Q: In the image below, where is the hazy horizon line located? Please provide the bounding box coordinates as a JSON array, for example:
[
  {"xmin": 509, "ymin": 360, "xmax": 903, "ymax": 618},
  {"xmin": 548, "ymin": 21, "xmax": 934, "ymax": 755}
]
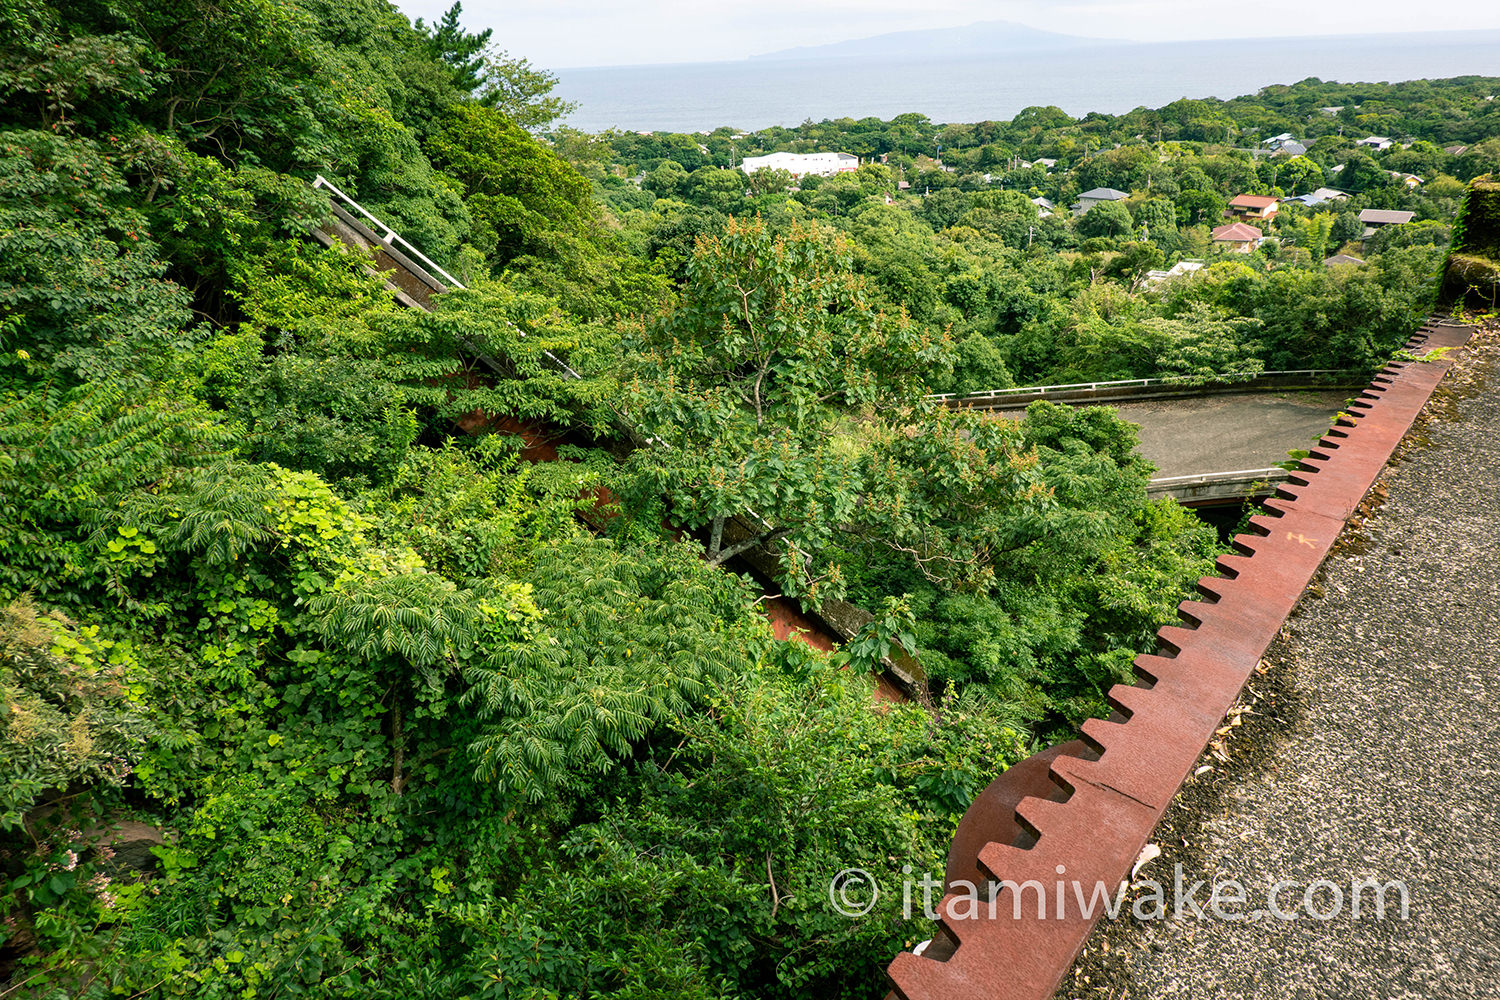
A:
[{"xmin": 550, "ymin": 25, "xmax": 1500, "ymax": 73}]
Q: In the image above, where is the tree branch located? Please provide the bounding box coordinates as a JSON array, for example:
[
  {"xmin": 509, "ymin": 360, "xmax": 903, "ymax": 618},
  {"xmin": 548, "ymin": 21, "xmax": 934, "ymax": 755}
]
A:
[
  {"xmin": 767, "ymin": 851, "xmax": 782, "ymax": 920},
  {"xmin": 709, "ymin": 514, "xmax": 725, "ymax": 560},
  {"xmin": 705, "ymin": 526, "xmax": 793, "ymax": 567}
]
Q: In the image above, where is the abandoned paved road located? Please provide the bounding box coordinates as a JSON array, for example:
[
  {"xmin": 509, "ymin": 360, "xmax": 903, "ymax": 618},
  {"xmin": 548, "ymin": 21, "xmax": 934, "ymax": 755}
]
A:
[
  {"xmin": 1118, "ymin": 390, "xmax": 1355, "ymax": 479},
  {"xmin": 993, "ymin": 390, "xmax": 1355, "ymax": 479}
]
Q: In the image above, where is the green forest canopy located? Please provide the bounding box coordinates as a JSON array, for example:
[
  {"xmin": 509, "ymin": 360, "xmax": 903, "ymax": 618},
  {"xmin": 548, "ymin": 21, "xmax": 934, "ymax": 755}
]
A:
[{"xmin": 0, "ymin": 1, "xmax": 1484, "ymax": 996}]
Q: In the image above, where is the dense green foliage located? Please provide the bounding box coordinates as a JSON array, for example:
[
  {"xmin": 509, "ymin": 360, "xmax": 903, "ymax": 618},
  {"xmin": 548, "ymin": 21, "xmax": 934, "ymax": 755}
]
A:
[
  {"xmin": 0, "ymin": 1, "xmax": 1475, "ymax": 996},
  {"xmin": 572, "ymin": 80, "xmax": 1476, "ymax": 392},
  {"xmin": 1445, "ymin": 176, "xmax": 1500, "ymax": 307}
]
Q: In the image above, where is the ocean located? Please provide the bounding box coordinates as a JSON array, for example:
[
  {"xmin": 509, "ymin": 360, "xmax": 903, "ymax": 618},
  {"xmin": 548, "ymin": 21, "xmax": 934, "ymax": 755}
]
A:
[{"xmin": 553, "ymin": 31, "xmax": 1500, "ymax": 133}]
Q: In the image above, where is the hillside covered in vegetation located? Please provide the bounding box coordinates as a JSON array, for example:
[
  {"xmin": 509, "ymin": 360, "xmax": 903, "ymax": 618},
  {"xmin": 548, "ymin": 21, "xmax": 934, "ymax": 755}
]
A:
[{"xmin": 0, "ymin": 2, "xmax": 1474, "ymax": 997}]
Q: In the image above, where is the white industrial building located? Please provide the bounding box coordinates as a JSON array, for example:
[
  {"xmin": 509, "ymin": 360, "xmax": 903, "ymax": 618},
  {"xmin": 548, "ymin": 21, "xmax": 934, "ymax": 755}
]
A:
[{"xmin": 739, "ymin": 151, "xmax": 859, "ymax": 178}]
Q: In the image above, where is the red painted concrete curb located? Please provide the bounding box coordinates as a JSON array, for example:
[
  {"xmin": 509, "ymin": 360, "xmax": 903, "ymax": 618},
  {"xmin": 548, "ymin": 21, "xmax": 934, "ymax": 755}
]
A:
[{"xmin": 887, "ymin": 319, "xmax": 1473, "ymax": 1000}]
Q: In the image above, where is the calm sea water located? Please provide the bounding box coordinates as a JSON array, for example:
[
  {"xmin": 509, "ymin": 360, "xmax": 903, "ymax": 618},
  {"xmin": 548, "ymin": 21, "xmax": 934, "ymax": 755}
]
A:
[{"xmin": 554, "ymin": 32, "xmax": 1500, "ymax": 133}]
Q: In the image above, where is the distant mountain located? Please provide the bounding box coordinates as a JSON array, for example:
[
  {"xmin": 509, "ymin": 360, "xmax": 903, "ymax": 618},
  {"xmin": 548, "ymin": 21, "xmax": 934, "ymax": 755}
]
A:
[{"xmin": 749, "ymin": 20, "xmax": 1128, "ymax": 62}]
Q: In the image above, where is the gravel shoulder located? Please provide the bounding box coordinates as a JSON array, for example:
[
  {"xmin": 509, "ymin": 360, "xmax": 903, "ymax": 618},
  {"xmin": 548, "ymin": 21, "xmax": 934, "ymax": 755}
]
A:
[{"xmin": 1062, "ymin": 322, "xmax": 1500, "ymax": 1000}]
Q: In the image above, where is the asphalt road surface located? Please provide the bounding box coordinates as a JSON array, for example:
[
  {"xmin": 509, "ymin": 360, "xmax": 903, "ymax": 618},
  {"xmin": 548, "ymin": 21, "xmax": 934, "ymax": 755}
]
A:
[{"xmin": 1117, "ymin": 390, "xmax": 1356, "ymax": 480}]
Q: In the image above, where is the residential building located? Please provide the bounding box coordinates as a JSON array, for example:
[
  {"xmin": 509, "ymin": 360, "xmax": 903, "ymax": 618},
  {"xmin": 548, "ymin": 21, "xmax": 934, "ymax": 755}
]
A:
[
  {"xmin": 1288, "ymin": 187, "xmax": 1351, "ymax": 207},
  {"xmin": 1225, "ymin": 194, "xmax": 1279, "ymax": 223},
  {"xmin": 1073, "ymin": 186, "xmax": 1129, "ymax": 215},
  {"xmin": 1266, "ymin": 133, "xmax": 1310, "ymax": 156},
  {"xmin": 1324, "ymin": 254, "xmax": 1366, "ymax": 267},
  {"xmin": 1209, "ymin": 222, "xmax": 1263, "ymax": 253},
  {"xmin": 1031, "ymin": 196, "xmax": 1056, "ymax": 217},
  {"xmin": 1356, "ymin": 136, "xmax": 1394, "ymax": 150},
  {"xmin": 1358, "ymin": 208, "xmax": 1416, "ymax": 239},
  {"xmin": 738, "ymin": 151, "xmax": 858, "ymax": 179},
  {"xmin": 1141, "ymin": 260, "xmax": 1205, "ymax": 288}
]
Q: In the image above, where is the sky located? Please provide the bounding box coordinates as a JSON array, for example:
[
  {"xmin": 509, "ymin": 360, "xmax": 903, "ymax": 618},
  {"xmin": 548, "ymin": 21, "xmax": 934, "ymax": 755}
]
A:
[{"xmin": 393, "ymin": 0, "xmax": 1500, "ymax": 69}]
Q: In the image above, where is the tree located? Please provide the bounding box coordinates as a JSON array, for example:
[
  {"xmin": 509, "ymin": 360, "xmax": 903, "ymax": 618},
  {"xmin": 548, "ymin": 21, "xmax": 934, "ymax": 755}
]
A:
[
  {"xmin": 944, "ymin": 333, "xmax": 1015, "ymax": 395},
  {"xmin": 1291, "ymin": 212, "xmax": 1335, "ymax": 263},
  {"xmin": 1275, "ymin": 155, "xmax": 1326, "ymax": 195},
  {"xmin": 746, "ymin": 166, "xmax": 794, "ymax": 197},
  {"xmin": 423, "ymin": 102, "xmax": 664, "ymax": 316},
  {"xmin": 1455, "ymin": 139, "xmax": 1500, "ymax": 181},
  {"xmin": 476, "ymin": 49, "xmax": 578, "ymax": 132},
  {"xmin": 0, "ymin": 598, "xmax": 156, "ymax": 830},
  {"xmin": 619, "ymin": 217, "xmax": 948, "ymax": 598},
  {"xmin": 0, "ymin": 131, "xmax": 191, "ymax": 382},
  {"xmin": 1075, "ymin": 198, "xmax": 1132, "ymax": 239},
  {"xmin": 1338, "ymin": 151, "xmax": 1394, "ymax": 193},
  {"xmin": 415, "ymin": 2, "xmax": 492, "ymax": 95},
  {"xmin": 1174, "ymin": 188, "xmax": 1227, "ymax": 227},
  {"xmin": 1133, "ymin": 198, "xmax": 1181, "ymax": 253},
  {"xmin": 1330, "ymin": 209, "xmax": 1364, "ymax": 245},
  {"xmin": 1074, "ymin": 146, "xmax": 1153, "ymax": 195},
  {"xmin": 917, "ymin": 188, "xmax": 973, "ymax": 230},
  {"xmin": 643, "ymin": 159, "xmax": 690, "ymax": 200},
  {"xmin": 1147, "ymin": 303, "xmax": 1265, "ymax": 378},
  {"xmin": 1383, "ymin": 140, "xmax": 1446, "ymax": 179},
  {"xmin": 1366, "ymin": 218, "xmax": 1450, "ymax": 255},
  {"xmin": 802, "ymin": 172, "xmax": 868, "ymax": 217},
  {"xmin": 685, "ymin": 166, "xmax": 745, "ymax": 212},
  {"xmin": 1103, "ymin": 241, "xmax": 1166, "ymax": 291}
]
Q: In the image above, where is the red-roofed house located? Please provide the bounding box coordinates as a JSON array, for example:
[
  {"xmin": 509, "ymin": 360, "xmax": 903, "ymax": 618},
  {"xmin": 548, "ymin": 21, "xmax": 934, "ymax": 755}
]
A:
[
  {"xmin": 1225, "ymin": 194, "xmax": 1279, "ymax": 223},
  {"xmin": 1210, "ymin": 222, "xmax": 1263, "ymax": 253}
]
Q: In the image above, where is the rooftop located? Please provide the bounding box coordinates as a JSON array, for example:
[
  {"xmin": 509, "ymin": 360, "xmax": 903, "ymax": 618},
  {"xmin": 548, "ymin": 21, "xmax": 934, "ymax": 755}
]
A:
[
  {"xmin": 1358, "ymin": 209, "xmax": 1416, "ymax": 225},
  {"xmin": 1210, "ymin": 222, "xmax": 1264, "ymax": 242}
]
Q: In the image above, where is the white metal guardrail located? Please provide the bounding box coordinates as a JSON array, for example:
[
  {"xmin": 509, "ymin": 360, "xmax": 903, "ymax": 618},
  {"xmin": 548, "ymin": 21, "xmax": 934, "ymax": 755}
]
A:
[
  {"xmin": 1148, "ymin": 467, "xmax": 1288, "ymax": 487},
  {"xmin": 312, "ymin": 174, "xmax": 466, "ymax": 290},
  {"xmin": 929, "ymin": 370, "xmax": 1360, "ymax": 404},
  {"xmin": 311, "ymin": 175, "xmax": 585, "ymax": 382}
]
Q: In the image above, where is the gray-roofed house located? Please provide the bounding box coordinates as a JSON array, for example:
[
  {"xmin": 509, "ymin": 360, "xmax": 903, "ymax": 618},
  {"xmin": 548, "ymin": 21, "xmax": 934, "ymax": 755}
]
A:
[
  {"xmin": 1358, "ymin": 209, "xmax": 1415, "ymax": 225},
  {"xmin": 1358, "ymin": 208, "xmax": 1416, "ymax": 239},
  {"xmin": 1325, "ymin": 254, "xmax": 1366, "ymax": 267},
  {"xmin": 1073, "ymin": 187, "xmax": 1128, "ymax": 215},
  {"xmin": 1273, "ymin": 141, "xmax": 1308, "ymax": 157}
]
